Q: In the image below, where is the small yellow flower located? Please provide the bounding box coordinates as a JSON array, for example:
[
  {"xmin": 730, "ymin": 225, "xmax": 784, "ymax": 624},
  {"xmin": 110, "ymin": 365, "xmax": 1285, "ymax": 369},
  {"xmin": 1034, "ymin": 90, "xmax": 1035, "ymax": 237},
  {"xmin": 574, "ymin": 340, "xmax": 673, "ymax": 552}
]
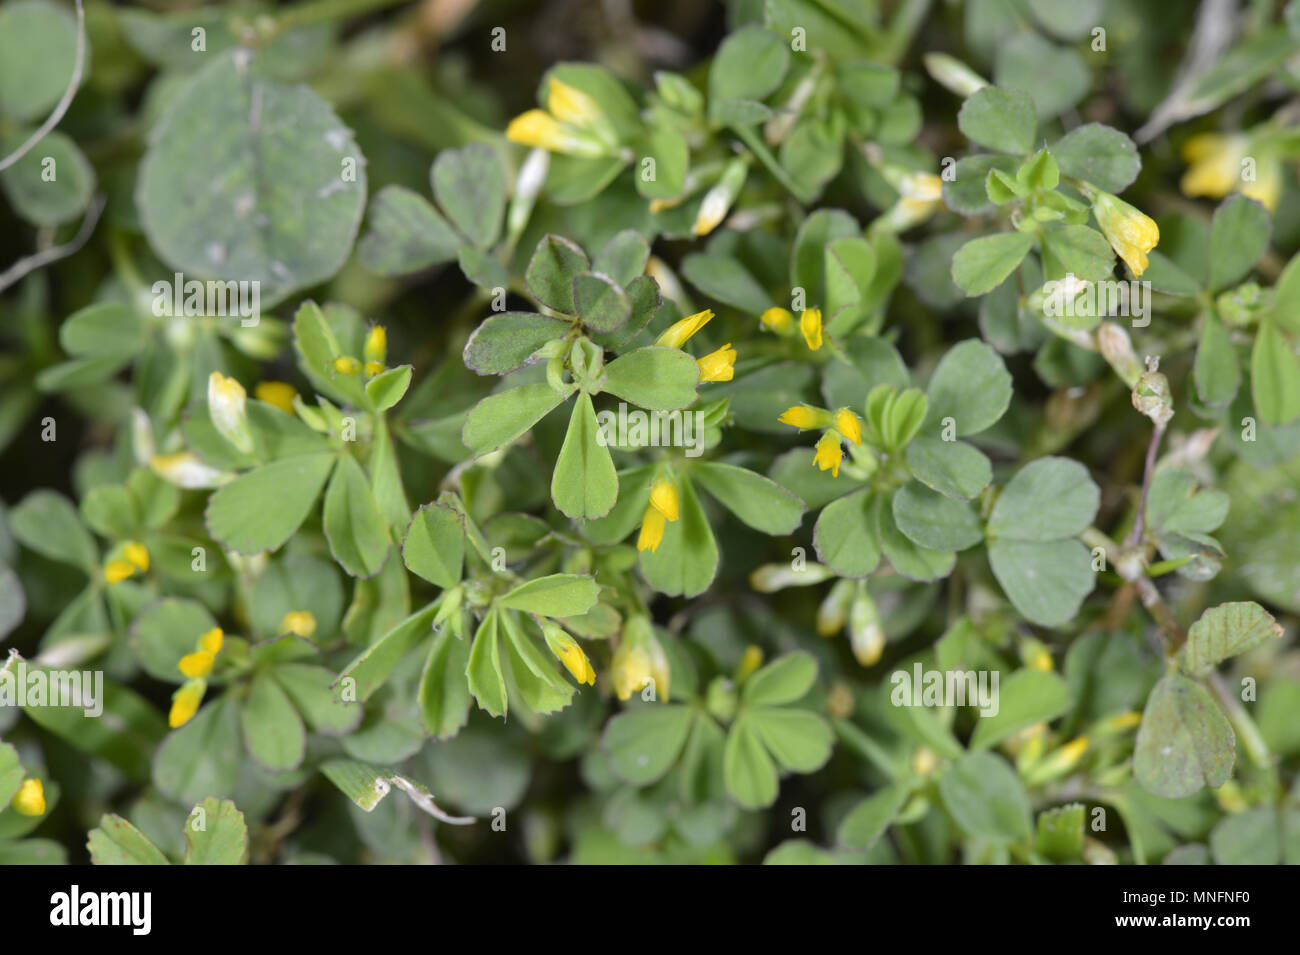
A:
[
  {"xmin": 611, "ymin": 642, "xmax": 653, "ymax": 701},
  {"xmin": 648, "ymin": 476, "xmax": 680, "ymax": 521},
  {"xmin": 279, "ymin": 611, "xmax": 317, "ymax": 638},
  {"xmin": 1180, "ymin": 133, "xmax": 1252, "ymax": 201},
  {"xmin": 692, "ymin": 186, "xmax": 731, "ymax": 236},
  {"xmin": 178, "ymin": 650, "xmax": 214, "ymax": 679},
  {"xmin": 123, "ymin": 541, "xmax": 149, "ymax": 573},
  {"xmin": 1027, "ymin": 648, "xmax": 1053, "ymax": 672},
  {"xmin": 198, "ymin": 627, "xmax": 224, "ymax": 655},
  {"xmin": 636, "ymin": 507, "xmax": 666, "ymax": 553},
  {"xmin": 899, "ymin": 172, "xmax": 944, "ymax": 202},
  {"xmin": 364, "ymin": 324, "xmax": 387, "ymax": 365},
  {"xmin": 911, "ymin": 746, "xmax": 938, "ymax": 776},
  {"xmin": 544, "ymin": 626, "xmax": 596, "ymax": 686},
  {"xmin": 1106, "ymin": 710, "xmax": 1142, "ymax": 731},
  {"xmin": 12, "ymin": 778, "xmax": 45, "ymax": 816},
  {"xmin": 1043, "ymin": 736, "xmax": 1089, "ymax": 774},
  {"xmin": 254, "ymin": 381, "xmax": 297, "ymax": 414},
  {"xmin": 800, "ymin": 308, "xmax": 823, "ymax": 350},
  {"xmin": 333, "ymin": 356, "xmax": 361, "ymax": 375},
  {"xmin": 547, "ymin": 78, "xmax": 604, "ymax": 128},
  {"xmin": 736, "ymin": 645, "xmax": 764, "ymax": 681},
  {"xmin": 813, "ymin": 430, "xmax": 843, "ymax": 477},
  {"xmin": 760, "ymin": 307, "xmax": 794, "ymax": 334},
  {"xmin": 696, "ymin": 344, "xmax": 737, "ymax": 383},
  {"xmin": 505, "ymin": 110, "xmax": 606, "ymax": 158},
  {"xmin": 655, "ymin": 309, "xmax": 714, "ymax": 348},
  {"xmin": 150, "ymin": 451, "xmax": 228, "ymax": 489},
  {"xmin": 364, "ymin": 361, "xmax": 384, "ymax": 377},
  {"xmin": 169, "ymin": 681, "xmax": 205, "ymax": 729},
  {"xmin": 777, "ymin": 404, "xmax": 830, "ymax": 431},
  {"xmin": 208, "ymin": 371, "xmax": 253, "ymax": 455},
  {"xmin": 104, "ymin": 560, "xmax": 137, "ymax": 585},
  {"xmin": 833, "ymin": 408, "xmax": 862, "ymax": 445},
  {"xmin": 1092, "ymin": 191, "xmax": 1159, "ymax": 277}
]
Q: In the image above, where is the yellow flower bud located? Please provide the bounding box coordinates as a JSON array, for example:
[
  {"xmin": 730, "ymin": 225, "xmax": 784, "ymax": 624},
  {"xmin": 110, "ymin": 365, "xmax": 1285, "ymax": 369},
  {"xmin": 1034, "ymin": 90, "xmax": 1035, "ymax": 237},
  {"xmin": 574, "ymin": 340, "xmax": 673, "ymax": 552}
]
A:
[
  {"xmin": 777, "ymin": 404, "xmax": 830, "ymax": 431},
  {"xmin": 169, "ymin": 681, "xmax": 205, "ymax": 729},
  {"xmin": 696, "ymin": 343, "xmax": 737, "ymax": 383},
  {"xmin": 207, "ymin": 371, "xmax": 253, "ymax": 455},
  {"xmin": 505, "ymin": 109, "xmax": 606, "ymax": 158},
  {"xmin": 364, "ymin": 361, "xmax": 384, "ymax": 377},
  {"xmin": 150, "ymin": 451, "xmax": 229, "ymax": 489},
  {"xmin": 611, "ymin": 642, "xmax": 653, "ymax": 700},
  {"xmin": 13, "ymin": 778, "xmax": 45, "ymax": 816},
  {"xmin": 911, "ymin": 746, "xmax": 938, "ymax": 776},
  {"xmin": 104, "ymin": 560, "xmax": 137, "ymax": 585},
  {"xmin": 813, "ymin": 430, "xmax": 844, "ymax": 477},
  {"xmin": 648, "ymin": 476, "xmax": 680, "ymax": 522},
  {"xmin": 544, "ymin": 625, "xmax": 596, "ymax": 686},
  {"xmin": 254, "ymin": 381, "xmax": 297, "ymax": 414},
  {"xmin": 546, "ymin": 78, "xmax": 604, "ymax": 128},
  {"xmin": 899, "ymin": 172, "xmax": 944, "ymax": 202},
  {"xmin": 198, "ymin": 627, "xmax": 224, "ymax": 655},
  {"xmin": 736, "ymin": 645, "xmax": 764, "ymax": 681},
  {"xmin": 800, "ymin": 308, "xmax": 823, "ymax": 350},
  {"xmin": 178, "ymin": 650, "xmax": 214, "ymax": 679},
  {"xmin": 760, "ymin": 307, "xmax": 794, "ymax": 334},
  {"xmin": 364, "ymin": 324, "xmax": 387, "ymax": 365},
  {"xmin": 636, "ymin": 506, "xmax": 666, "ymax": 553},
  {"xmin": 655, "ymin": 309, "xmax": 714, "ymax": 348},
  {"xmin": 124, "ymin": 541, "xmax": 149, "ymax": 573},
  {"xmin": 1180, "ymin": 133, "xmax": 1247, "ymax": 201},
  {"xmin": 333, "ymin": 356, "xmax": 361, "ymax": 375},
  {"xmin": 833, "ymin": 408, "xmax": 862, "ymax": 445},
  {"xmin": 279, "ymin": 611, "xmax": 317, "ymax": 638},
  {"xmin": 1091, "ymin": 191, "xmax": 1159, "ymax": 277}
]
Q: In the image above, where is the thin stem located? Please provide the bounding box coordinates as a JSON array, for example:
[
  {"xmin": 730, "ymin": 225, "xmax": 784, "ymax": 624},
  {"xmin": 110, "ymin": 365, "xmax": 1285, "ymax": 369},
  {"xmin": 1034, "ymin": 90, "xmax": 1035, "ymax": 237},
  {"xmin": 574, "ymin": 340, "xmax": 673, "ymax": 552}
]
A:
[
  {"xmin": 1208, "ymin": 671, "xmax": 1272, "ymax": 770},
  {"xmin": 0, "ymin": 0, "xmax": 86, "ymax": 174},
  {"xmin": 1127, "ymin": 421, "xmax": 1165, "ymax": 549}
]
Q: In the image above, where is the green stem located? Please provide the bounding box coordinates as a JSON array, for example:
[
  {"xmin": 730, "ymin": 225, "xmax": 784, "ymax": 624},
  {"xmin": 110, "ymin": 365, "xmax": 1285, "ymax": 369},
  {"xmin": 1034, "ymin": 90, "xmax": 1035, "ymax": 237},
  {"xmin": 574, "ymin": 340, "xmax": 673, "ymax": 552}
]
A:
[{"xmin": 1209, "ymin": 671, "xmax": 1272, "ymax": 771}]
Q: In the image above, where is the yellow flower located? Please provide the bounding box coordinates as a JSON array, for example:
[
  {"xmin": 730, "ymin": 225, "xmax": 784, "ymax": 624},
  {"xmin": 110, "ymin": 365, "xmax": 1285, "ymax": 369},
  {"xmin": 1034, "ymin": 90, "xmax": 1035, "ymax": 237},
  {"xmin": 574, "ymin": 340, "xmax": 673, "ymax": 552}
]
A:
[
  {"xmin": 736, "ymin": 645, "xmax": 764, "ymax": 681},
  {"xmin": 543, "ymin": 625, "xmax": 596, "ymax": 686},
  {"xmin": 692, "ymin": 185, "xmax": 731, "ymax": 236},
  {"xmin": 899, "ymin": 172, "xmax": 944, "ymax": 202},
  {"xmin": 1180, "ymin": 133, "xmax": 1248, "ymax": 200},
  {"xmin": 547, "ymin": 78, "xmax": 604, "ymax": 128},
  {"xmin": 208, "ymin": 371, "xmax": 253, "ymax": 455},
  {"xmin": 254, "ymin": 381, "xmax": 297, "ymax": 414},
  {"xmin": 655, "ymin": 308, "xmax": 714, "ymax": 348},
  {"xmin": 178, "ymin": 650, "xmax": 214, "ymax": 679},
  {"xmin": 364, "ymin": 324, "xmax": 387, "ymax": 365},
  {"xmin": 760, "ymin": 307, "xmax": 794, "ymax": 334},
  {"xmin": 813, "ymin": 430, "xmax": 843, "ymax": 477},
  {"xmin": 1091, "ymin": 191, "xmax": 1159, "ymax": 277},
  {"xmin": 198, "ymin": 627, "xmax": 224, "ymax": 655},
  {"xmin": 333, "ymin": 356, "xmax": 361, "ymax": 375},
  {"xmin": 505, "ymin": 110, "xmax": 607, "ymax": 158},
  {"xmin": 911, "ymin": 746, "xmax": 938, "ymax": 776},
  {"xmin": 169, "ymin": 681, "xmax": 205, "ymax": 729},
  {"xmin": 800, "ymin": 308, "xmax": 823, "ymax": 350},
  {"xmin": 648, "ymin": 476, "xmax": 680, "ymax": 521},
  {"xmin": 104, "ymin": 559, "xmax": 137, "ymax": 585},
  {"xmin": 12, "ymin": 778, "xmax": 45, "ymax": 816},
  {"xmin": 697, "ymin": 344, "xmax": 736, "ymax": 382},
  {"xmin": 1243, "ymin": 159, "xmax": 1283, "ymax": 212},
  {"xmin": 1044, "ymin": 736, "xmax": 1090, "ymax": 773},
  {"xmin": 833, "ymin": 408, "xmax": 862, "ymax": 445},
  {"xmin": 636, "ymin": 507, "xmax": 666, "ymax": 553},
  {"xmin": 365, "ymin": 361, "xmax": 384, "ymax": 377},
  {"xmin": 150, "ymin": 451, "xmax": 228, "ymax": 489},
  {"xmin": 611, "ymin": 642, "xmax": 653, "ymax": 700},
  {"xmin": 279, "ymin": 611, "xmax": 317, "ymax": 638},
  {"xmin": 777, "ymin": 404, "xmax": 829, "ymax": 431},
  {"xmin": 124, "ymin": 541, "xmax": 149, "ymax": 573},
  {"xmin": 1102, "ymin": 710, "xmax": 1142, "ymax": 732}
]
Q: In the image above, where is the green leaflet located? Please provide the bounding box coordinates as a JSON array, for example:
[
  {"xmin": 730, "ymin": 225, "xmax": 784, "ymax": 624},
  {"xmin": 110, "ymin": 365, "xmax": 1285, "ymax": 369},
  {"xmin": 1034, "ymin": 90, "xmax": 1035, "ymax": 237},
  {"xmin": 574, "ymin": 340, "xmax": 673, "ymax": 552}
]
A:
[{"xmin": 551, "ymin": 392, "xmax": 619, "ymax": 520}]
